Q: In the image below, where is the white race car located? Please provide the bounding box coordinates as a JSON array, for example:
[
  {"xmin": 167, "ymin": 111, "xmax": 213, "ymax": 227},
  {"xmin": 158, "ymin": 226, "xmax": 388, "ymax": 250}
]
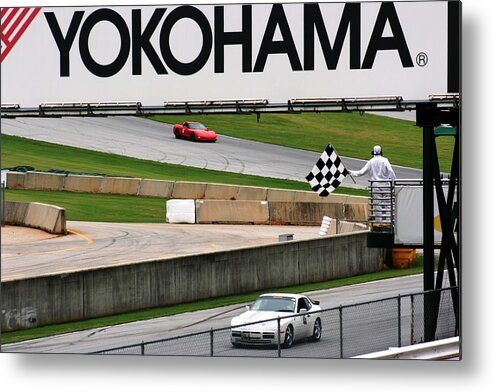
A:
[{"xmin": 230, "ymin": 293, "xmax": 322, "ymax": 348}]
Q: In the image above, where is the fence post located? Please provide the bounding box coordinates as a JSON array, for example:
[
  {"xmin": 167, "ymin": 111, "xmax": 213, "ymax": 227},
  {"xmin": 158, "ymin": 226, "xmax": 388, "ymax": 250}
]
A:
[
  {"xmin": 1, "ymin": 182, "xmax": 5, "ymax": 227},
  {"xmin": 141, "ymin": 341, "xmax": 145, "ymax": 356},
  {"xmin": 210, "ymin": 328, "xmax": 214, "ymax": 357},
  {"xmin": 277, "ymin": 317, "xmax": 281, "ymax": 358},
  {"xmin": 397, "ymin": 295, "xmax": 402, "ymax": 347},
  {"xmin": 410, "ymin": 294, "xmax": 415, "ymax": 345},
  {"xmin": 339, "ymin": 305, "xmax": 343, "ymax": 359}
]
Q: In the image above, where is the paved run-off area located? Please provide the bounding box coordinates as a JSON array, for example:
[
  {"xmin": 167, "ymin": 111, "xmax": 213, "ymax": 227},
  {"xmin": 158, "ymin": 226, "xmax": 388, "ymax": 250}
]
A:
[{"xmin": 1, "ymin": 222, "xmax": 322, "ymax": 281}]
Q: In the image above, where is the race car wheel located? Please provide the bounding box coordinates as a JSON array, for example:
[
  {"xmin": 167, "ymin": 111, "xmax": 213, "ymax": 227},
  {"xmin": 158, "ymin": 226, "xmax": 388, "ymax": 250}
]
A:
[
  {"xmin": 283, "ymin": 325, "xmax": 294, "ymax": 348},
  {"xmin": 174, "ymin": 130, "xmax": 180, "ymax": 139},
  {"xmin": 312, "ymin": 318, "xmax": 322, "ymax": 342},
  {"xmin": 191, "ymin": 133, "xmax": 196, "ymax": 141}
]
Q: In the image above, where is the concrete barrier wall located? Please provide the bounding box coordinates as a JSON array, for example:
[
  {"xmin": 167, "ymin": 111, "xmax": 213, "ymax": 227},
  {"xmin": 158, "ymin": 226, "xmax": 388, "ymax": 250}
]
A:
[
  {"xmin": 339, "ymin": 222, "xmax": 367, "ymax": 234},
  {"xmin": 4, "ymin": 201, "xmax": 30, "ymax": 224},
  {"xmin": 64, "ymin": 175, "xmax": 103, "ymax": 193},
  {"xmin": 204, "ymin": 183, "xmax": 238, "ymax": 200},
  {"xmin": 172, "ymin": 181, "xmax": 207, "ymax": 199},
  {"xmin": 1, "ymin": 232, "xmax": 384, "ymax": 331},
  {"xmin": 268, "ymin": 201, "xmax": 344, "ymax": 225},
  {"xmin": 281, "ymin": 202, "xmax": 366, "ymax": 224},
  {"xmin": 344, "ymin": 203, "xmax": 369, "ymax": 221},
  {"xmin": 24, "ymin": 172, "xmax": 66, "ymax": 191},
  {"xmin": 5, "ymin": 201, "xmax": 66, "ymax": 234},
  {"xmin": 6, "ymin": 172, "xmax": 368, "ymax": 205},
  {"xmin": 236, "ymin": 185, "xmax": 268, "ymax": 201},
  {"xmin": 100, "ymin": 177, "xmax": 141, "ymax": 195},
  {"xmin": 194, "ymin": 200, "xmax": 367, "ymax": 225},
  {"xmin": 5, "ymin": 172, "xmax": 368, "ymax": 225},
  {"xmin": 5, "ymin": 172, "xmax": 26, "ymax": 189},
  {"xmin": 138, "ymin": 179, "xmax": 174, "ymax": 198},
  {"xmin": 196, "ymin": 200, "xmax": 269, "ymax": 224}
]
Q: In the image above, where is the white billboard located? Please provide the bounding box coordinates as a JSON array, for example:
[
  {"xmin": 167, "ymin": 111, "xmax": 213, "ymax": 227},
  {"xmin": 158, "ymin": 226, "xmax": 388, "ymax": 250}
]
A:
[
  {"xmin": 1, "ymin": 1, "xmax": 456, "ymax": 106},
  {"xmin": 394, "ymin": 185, "xmax": 457, "ymax": 246}
]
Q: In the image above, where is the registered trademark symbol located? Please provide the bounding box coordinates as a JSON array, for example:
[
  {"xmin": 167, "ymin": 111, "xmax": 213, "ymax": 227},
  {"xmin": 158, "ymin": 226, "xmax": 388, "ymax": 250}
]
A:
[{"xmin": 416, "ymin": 52, "xmax": 428, "ymax": 67}]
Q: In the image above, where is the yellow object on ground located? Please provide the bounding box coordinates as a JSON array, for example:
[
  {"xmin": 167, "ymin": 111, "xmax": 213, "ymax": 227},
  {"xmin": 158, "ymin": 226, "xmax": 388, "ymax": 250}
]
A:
[{"xmin": 392, "ymin": 248, "xmax": 416, "ymax": 269}]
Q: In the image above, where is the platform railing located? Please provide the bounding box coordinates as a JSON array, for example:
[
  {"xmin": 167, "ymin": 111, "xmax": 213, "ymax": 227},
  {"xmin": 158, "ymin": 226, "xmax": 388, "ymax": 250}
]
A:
[{"xmin": 368, "ymin": 180, "xmax": 395, "ymax": 232}]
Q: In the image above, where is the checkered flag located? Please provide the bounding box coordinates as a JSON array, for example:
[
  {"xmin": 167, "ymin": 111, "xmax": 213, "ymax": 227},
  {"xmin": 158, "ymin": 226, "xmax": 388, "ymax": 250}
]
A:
[{"xmin": 306, "ymin": 144, "xmax": 349, "ymax": 197}]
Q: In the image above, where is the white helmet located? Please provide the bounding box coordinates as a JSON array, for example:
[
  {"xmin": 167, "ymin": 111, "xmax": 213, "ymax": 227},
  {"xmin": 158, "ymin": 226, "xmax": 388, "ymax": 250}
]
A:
[{"xmin": 372, "ymin": 145, "xmax": 382, "ymax": 156}]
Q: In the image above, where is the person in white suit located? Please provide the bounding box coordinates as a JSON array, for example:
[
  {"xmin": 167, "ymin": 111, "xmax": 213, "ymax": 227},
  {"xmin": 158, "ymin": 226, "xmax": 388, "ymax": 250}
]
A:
[
  {"xmin": 350, "ymin": 145, "xmax": 396, "ymax": 222},
  {"xmin": 350, "ymin": 145, "xmax": 396, "ymax": 182}
]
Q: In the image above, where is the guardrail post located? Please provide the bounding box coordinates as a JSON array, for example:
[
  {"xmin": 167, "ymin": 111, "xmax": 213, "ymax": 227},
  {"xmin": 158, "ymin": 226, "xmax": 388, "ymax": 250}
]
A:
[
  {"xmin": 398, "ymin": 295, "xmax": 402, "ymax": 347},
  {"xmin": 339, "ymin": 305, "xmax": 343, "ymax": 359},
  {"xmin": 210, "ymin": 328, "xmax": 214, "ymax": 357},
  {"xmin": 141, "ymin": 341, "xmax": 145, "ymax": 356},
  {"xmin": 277, "ymin": 317, "xmax": 281, "ymax": 358}
]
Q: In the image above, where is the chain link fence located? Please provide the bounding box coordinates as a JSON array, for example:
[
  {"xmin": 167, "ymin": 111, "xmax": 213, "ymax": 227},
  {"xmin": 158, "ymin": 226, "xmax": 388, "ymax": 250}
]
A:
[{"xmin": 92, "ymin": 287, "xmax": 459, "ymax": 358}]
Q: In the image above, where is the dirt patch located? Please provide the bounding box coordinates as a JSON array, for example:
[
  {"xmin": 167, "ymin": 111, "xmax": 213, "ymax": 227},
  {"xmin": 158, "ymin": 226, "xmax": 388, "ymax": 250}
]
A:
[{"xmin": 1, "ymin": 225, "xmax": 58, "ymax": 245}]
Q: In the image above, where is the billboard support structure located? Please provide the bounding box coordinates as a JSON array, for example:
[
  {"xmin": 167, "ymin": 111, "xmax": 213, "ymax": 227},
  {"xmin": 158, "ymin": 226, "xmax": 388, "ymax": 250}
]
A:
[{"xmin": 416, "ymin": 103, "xmax": 460, "ymax": 342}]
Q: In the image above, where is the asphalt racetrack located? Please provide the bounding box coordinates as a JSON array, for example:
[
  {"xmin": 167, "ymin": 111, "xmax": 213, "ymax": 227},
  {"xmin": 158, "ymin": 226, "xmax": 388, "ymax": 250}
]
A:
[
  {"xmin": 1, "ymin": 116, "xmax": 422, "ymax": 189},
  {"xmin": 3, "ymin": 273, "xmax": 449, "ymax": 356}
]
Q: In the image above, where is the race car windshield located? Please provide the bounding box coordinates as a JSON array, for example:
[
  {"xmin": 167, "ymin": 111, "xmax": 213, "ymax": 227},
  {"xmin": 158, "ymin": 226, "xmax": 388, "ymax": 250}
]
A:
[
  {"xmin": 250, "ymin": 297, "xmax": 296, "ymax": 312},
  {"xmin": 188, "ymin": 123, "xmax": 206, "ymax": 129}
]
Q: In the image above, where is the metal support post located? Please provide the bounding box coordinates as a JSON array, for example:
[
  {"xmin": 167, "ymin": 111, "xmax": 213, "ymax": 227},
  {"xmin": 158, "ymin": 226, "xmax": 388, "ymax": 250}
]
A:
[
  {"xmin": 397, "ymin": 295, "xmax": 402, "ymax": 347},
  {"xmin": 210, "ymin": 328, "xmax": 214, "ymax": 357},
  {"xmin": 423, "ymin": 122, "xmax": 437, "ymax": 342},
  {"xmin": 417, "ymin": 103, "xmax": 440, "ymax": 342},
  {"xmin": 277, "ymin": 317, "xmax": 281, "ymax": 358},
  {"xmin": 410, "ymin": 294, "xmax": 415, "ymax": 345},
  {"xmin": 339, "ymin": 305, "xmax": 343, "ymax": 359}
]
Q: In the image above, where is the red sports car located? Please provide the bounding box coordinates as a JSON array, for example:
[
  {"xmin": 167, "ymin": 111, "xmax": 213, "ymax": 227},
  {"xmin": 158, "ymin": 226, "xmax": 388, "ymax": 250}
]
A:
[{"xmin": 172, "ymin": 121, "xmax": 217, "ymax": 142}]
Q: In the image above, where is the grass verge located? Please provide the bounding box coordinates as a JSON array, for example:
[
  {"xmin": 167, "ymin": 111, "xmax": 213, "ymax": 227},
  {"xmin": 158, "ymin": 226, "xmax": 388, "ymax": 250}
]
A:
[
  {"xmin": 2, "ymin": 134, "xmax": 367, "ymax": 199},
  {"xmin": 1, "ymin": 257, "xmax": 425, "ymax": 345},
  {"xmin": 5, "ymin": 189, "xmax": 169, "ymax": 223}
]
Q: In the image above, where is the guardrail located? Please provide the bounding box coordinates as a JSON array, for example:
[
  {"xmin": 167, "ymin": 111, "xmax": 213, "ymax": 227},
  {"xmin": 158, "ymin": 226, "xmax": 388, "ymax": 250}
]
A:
[
  {"xmin": 352, "ymin": 336, "xmax": 460, "ymax": 360},
  {"xmin": 91, "ymin": 286, "xmax": 459, "ymax": 359},
  {"xmin": 1, "ymin": 95, "xmax": 460, "ymax": 118}
]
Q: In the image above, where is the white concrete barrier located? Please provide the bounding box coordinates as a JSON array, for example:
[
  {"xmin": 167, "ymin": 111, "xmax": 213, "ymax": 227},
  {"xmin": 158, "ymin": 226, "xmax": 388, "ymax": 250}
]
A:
[
  {"xmin": 1, "ymin": 170, "xmax": 8, "ymax": 186},
  {"xmin": 166, "ymin": 199, "xmax": 195, "ymax": 223}
]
